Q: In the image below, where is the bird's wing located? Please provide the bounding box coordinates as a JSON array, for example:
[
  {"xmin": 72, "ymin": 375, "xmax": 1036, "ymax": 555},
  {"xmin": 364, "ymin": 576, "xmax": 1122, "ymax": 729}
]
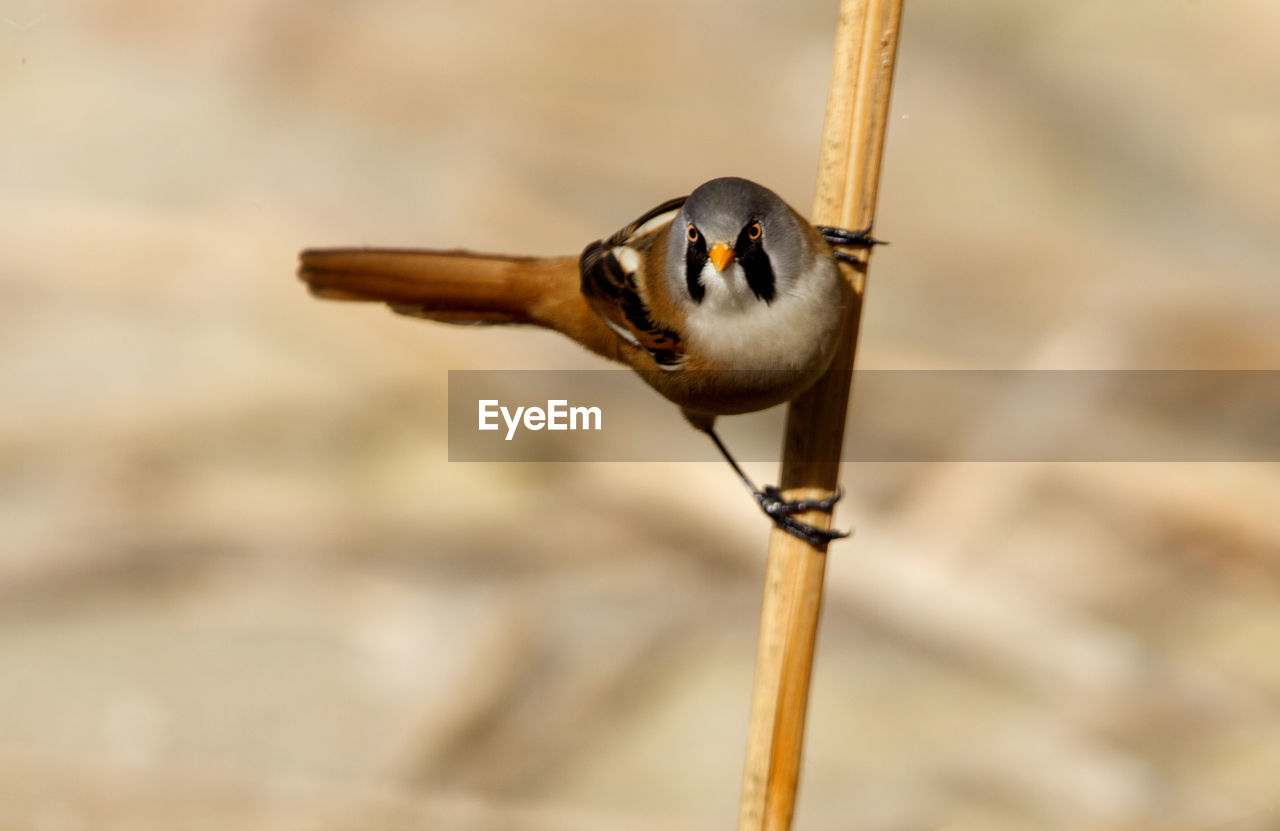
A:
[{"xmin": 580, "ymin": 196, "xmax": 687, "ymax": 371}]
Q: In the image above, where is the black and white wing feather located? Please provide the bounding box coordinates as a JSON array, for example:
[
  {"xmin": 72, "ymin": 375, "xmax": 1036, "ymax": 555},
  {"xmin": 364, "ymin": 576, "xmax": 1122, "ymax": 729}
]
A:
[{"xmin": 580, "ymin": 196, "xmax": 687, "ymax": 371}]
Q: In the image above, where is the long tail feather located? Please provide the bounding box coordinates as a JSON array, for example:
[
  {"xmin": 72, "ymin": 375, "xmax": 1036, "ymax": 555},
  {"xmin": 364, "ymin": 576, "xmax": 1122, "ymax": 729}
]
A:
[
  {"xmin": 299, "ymin": 248, "xmax": 557, "ymax": 324},
  {"xmin": 297, "ymin": 247, "xmax": 622, "ymax": 360}
]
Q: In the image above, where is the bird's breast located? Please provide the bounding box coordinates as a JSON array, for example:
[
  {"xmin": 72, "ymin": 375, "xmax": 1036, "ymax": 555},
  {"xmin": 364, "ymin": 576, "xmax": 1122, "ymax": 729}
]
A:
[
  {"xmin": 681, "ymin": 259, "xmax": 844, "ymax": 375},
  {"xmin": 639, "ymin": 258, "xmax": 846, "ymax": 416}
]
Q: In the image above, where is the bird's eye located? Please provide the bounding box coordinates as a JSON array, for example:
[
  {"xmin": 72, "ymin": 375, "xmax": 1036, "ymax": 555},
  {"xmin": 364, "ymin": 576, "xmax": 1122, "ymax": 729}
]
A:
[
  {"xmin": 687, "ymin": 224, "xmax": 699, "ymax": 243},
  {"xmin": 747, "ymin": 221, "xmax": 763, "ymax": 241}
]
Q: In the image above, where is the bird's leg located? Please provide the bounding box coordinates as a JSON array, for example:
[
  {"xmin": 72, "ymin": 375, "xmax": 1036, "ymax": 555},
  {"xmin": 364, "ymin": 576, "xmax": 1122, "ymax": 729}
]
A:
[{"xmin": 702, "ymin": 427, "xmax": 849, "ymax": 548}]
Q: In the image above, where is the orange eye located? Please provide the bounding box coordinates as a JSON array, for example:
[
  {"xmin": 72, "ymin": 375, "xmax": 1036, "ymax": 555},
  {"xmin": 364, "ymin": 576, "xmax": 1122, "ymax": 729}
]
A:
[
  {"xmin": 687, "ymin": 224, "xmax": 699, "ymax": 243},
  {"xmin": 747, "ymin": 221, "xmax": 762, "ymax": 240}
]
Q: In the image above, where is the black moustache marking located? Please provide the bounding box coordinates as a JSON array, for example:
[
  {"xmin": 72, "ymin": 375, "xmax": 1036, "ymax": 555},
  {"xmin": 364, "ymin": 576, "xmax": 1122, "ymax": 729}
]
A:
[
  {"xmin": 735, "ymin": 221, "xmax": 775, "ymax": 303},
  {"xmin": 685, "ymin": 229, "xmax": 707, "ymax": 303}
]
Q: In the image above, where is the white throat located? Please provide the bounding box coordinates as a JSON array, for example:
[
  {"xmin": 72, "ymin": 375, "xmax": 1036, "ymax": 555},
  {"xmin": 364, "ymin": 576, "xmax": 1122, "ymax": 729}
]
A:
[
  {"xmin": 698, "ymin": 261, "xmax": 761, "ymax": 312},
  {"xmin": 682, "ymin": 257, "xmax": 842, "ymax": 371}
]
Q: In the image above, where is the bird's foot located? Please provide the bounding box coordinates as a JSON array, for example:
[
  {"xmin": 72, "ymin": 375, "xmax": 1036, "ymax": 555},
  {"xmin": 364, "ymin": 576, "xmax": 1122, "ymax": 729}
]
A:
[
  {"xmin": 817, "ymin": 224, "xmax": 886, "ymax": 248},
  {"xmin": 755, "ymin": 486, "xmax": 850, "ymax": 548},
  {"xmin": 818, "ymin": 225, "xmax": 887, "ymax": 267}
]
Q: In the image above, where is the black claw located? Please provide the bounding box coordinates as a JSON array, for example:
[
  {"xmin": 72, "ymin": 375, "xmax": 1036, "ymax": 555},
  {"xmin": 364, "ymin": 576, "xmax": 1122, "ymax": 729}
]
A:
[
  {"xmin": 755, "ymin": 486, "xmax": 849, "ymax": 547},
  {"xmin": 759, "ymin": 485, "xmax": 844, "ymax": 515},
  {"xmin": 817, "ymin": 224, "xmax": 887, "ymax": 249},
  {"xmin": 778, "ymin": 514, "xmax": 851, "ymax": 548}
]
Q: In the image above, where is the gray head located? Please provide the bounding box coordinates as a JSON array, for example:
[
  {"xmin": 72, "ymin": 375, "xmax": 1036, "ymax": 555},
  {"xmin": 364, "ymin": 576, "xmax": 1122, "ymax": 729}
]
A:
[{"xmin": 664, "ymin": 177, "xmax": 810, "ymax": 310}]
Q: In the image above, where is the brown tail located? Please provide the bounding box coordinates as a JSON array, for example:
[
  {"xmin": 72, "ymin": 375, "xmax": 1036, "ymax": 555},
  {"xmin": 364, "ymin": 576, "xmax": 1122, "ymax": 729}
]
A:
[{"xmin": 298, "ymin": 247, "xmax": 622, "ymax": 360}]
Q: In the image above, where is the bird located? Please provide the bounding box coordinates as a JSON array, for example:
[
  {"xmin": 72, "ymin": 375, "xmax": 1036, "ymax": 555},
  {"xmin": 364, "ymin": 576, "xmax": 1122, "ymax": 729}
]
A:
[{"xmin": 298, "ymin": 177, "xmax": 879, "ymax": 546}]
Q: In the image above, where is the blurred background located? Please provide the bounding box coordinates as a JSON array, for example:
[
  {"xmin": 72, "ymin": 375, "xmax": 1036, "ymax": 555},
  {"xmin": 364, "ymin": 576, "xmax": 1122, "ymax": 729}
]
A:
[{"xmin": 3, "ymin": 1, "xmax": 1279, "ymax": 829}]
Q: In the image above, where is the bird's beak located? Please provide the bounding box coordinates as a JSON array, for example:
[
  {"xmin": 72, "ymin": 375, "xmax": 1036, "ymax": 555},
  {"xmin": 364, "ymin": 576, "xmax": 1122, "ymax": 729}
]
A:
[{"xmin": 708, "ymin": 243, "xmax": 735, "ymax": 273}]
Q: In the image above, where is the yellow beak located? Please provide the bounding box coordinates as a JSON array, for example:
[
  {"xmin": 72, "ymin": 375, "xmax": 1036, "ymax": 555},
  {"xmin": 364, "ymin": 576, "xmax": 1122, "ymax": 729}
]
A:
[{"xmin": 708, "ymin": 243, "xmax": 735, "ymax": 273}]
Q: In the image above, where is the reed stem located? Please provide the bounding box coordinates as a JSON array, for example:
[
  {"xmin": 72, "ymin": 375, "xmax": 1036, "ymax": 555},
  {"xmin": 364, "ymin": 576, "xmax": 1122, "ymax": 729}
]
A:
[{"xmin": 737, "ymin": 2, "xmax": 905, "ymax": 828}]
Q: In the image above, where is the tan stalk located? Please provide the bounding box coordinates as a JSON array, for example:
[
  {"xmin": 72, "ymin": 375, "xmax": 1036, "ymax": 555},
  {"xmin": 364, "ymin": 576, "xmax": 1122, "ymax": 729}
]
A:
[{"xmin": 737, "ymin": 1, "xmax": 905, "ymax": 829}]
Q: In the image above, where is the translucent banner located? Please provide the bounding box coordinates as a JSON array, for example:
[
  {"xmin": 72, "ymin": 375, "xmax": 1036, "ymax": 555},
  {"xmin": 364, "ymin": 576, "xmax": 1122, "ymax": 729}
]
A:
[{"xmin": 447, "ymin": 370, "xmax": 1280, "ymax": 462}]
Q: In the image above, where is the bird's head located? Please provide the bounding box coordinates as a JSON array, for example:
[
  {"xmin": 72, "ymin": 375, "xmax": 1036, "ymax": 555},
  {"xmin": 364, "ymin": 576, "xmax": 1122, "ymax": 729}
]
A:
[{"xmin": 666, "ymin": 177, "xmax": 809, "ymax": 310}]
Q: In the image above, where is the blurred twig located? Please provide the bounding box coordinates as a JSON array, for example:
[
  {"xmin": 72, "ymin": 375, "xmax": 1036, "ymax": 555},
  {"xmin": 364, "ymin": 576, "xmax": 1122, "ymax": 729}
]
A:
[{"xmin": 738, "ymin": 1, "xmax": 904, "ymax": 829}]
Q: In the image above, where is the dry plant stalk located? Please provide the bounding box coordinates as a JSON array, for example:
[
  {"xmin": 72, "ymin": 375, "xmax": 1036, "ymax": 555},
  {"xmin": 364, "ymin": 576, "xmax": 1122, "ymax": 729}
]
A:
[{"xmin": 738, "ymin": 1, "xmax": 904, "ymax": 829}]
